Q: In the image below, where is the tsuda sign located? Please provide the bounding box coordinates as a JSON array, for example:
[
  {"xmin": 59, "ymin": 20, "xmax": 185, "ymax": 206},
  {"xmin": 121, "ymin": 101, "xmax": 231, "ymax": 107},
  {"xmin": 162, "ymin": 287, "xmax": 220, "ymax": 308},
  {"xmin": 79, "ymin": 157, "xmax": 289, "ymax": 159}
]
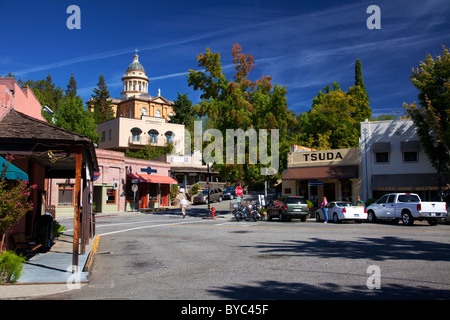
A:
[{"xmin": 303, "ymin": 151, "xmax": 343, "ymax": 162}]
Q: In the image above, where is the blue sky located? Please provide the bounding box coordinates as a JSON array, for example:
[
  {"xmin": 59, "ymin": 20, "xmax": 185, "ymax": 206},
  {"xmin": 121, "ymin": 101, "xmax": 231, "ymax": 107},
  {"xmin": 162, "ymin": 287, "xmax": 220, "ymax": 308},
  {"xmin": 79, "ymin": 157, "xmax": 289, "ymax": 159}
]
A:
[{"xmin": 1, "ymin": 0, "xmax": 449, "ymax": 117}]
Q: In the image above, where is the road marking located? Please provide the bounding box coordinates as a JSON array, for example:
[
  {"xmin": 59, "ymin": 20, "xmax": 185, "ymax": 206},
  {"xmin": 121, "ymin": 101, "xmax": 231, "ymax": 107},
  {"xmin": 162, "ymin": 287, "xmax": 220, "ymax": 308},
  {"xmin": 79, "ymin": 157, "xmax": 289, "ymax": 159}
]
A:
[
  {"xmin": 98, "ymin": 220, "xmax": 196, "ymax": 236},
  {"xmin": 171, "ymin": 222, "xmax": 450, "ymax": 234}
]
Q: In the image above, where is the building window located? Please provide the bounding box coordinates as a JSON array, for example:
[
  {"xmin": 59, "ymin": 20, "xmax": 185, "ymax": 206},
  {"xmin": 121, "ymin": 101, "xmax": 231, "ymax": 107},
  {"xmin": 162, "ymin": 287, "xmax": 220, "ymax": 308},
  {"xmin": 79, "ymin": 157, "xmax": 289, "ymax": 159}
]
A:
[
  {"xmin": 101, "ymin": 131, "xmax": 106, "ymax": 142},
  {"xmin": 284, "ymin": 188, "xmax": 292, "ymax": 194},
  {"xmin": 155, "ymin": 110, "xmax": 161, "ymax": 118},
  {"xmin": 58, "ymin": 184, "xmax": 74, "ymax": 207},
  {"xmin": 149, "ymin": 129, "xmax": 159, "ymax": 144},
  {"xmin": 403, "ymin": 151, "xmax": 418, "ymax": 162},
  {"xmin": 165, "ymin": 131, "xmax": 174, "ymax": 144},
  {"xmin": 375, "ymin": 152, "xmax": 389, "ymax": 163},
  {"xmin": 108, "ymin": 129, "xmax": 112, "ymax": 140},
  {"xmin": 106, "ymin": 188, "xmax": 116, "ymax": 204},
  {"xmin": 131, "ymin": 128, "xmax": 142, "ymax": 142},
  {"xmin": 141, "ymin": 108, "xmax": 147, "ymax": 116}
]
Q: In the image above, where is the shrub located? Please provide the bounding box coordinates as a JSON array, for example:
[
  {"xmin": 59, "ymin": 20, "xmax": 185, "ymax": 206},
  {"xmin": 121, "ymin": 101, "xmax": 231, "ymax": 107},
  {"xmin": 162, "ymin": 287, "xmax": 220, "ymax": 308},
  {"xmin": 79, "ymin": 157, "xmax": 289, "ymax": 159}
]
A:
[
  {"xmin": 0, "ymin": 250, "xmax": 26, "ymax": 284},
  {"xmin": 190, "ymin": 183, "xmax": 201, "ymax": 195}
]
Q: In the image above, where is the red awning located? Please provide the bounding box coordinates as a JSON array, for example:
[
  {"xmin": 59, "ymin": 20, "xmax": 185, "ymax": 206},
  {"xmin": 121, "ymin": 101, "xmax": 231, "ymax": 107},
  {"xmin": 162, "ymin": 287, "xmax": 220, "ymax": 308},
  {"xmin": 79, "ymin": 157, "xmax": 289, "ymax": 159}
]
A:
[{"xmin": 127, "ymin": 173, "xmax": 177, "ymax": 184}]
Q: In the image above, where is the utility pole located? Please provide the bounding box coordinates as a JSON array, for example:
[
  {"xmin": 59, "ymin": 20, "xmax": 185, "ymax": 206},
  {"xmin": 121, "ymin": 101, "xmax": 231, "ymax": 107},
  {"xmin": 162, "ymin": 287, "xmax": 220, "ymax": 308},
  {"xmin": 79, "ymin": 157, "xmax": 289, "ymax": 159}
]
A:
[{"xmin": 72, "ymin": 146, "xmax": 82, "ymax": 273}]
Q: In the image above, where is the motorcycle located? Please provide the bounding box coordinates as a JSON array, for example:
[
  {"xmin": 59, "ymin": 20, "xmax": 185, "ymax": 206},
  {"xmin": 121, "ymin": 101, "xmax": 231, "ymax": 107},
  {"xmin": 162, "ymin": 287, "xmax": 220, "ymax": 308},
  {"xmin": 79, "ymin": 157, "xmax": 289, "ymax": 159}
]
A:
[{"xmin": 233, "ymin": 203, "xmax": 262, "ymax": 221}]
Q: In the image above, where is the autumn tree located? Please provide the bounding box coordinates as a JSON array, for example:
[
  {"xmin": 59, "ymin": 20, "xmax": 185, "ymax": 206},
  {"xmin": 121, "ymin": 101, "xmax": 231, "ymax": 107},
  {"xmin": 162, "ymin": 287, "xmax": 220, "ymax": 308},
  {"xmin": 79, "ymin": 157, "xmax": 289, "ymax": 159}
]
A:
[{"xmin": 187, "ymin": 44, "xmax": 297, "ymax": 186}]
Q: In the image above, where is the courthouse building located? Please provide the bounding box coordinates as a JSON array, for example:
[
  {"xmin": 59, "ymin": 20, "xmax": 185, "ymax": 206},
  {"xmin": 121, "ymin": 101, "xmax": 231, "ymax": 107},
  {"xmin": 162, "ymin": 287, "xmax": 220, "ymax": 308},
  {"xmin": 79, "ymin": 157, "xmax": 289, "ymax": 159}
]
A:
[{"xmin": 94, "ymin": 53, "xmax": 185, "ymax": 155}]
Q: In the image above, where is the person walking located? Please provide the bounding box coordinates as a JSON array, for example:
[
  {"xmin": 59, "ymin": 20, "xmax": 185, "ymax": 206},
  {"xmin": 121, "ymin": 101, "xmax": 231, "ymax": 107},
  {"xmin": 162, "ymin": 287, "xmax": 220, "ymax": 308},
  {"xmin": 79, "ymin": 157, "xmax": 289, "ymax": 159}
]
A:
[
  {"xmin": 180, "ymin": 196, "xmax": 188, "ymax": 218},
  {"xmin": 321, "ymin": 196, "xmax": 328, "ymax": 223}
]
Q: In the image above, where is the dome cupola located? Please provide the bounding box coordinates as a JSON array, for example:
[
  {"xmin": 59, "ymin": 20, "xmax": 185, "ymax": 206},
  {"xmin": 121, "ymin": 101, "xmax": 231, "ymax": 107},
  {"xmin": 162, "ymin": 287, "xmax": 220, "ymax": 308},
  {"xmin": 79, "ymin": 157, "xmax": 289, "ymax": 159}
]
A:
[{"xmin": 121, "ymin": 51, "xmax": 150, "ymax": 99}]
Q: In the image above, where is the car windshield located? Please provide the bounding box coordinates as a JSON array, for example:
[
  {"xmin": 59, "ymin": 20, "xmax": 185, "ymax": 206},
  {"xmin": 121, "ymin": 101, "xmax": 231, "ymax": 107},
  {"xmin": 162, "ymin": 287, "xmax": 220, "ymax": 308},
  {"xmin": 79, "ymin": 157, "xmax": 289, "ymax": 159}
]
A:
[
  {"xmin": 286, "ymin": 197, "xmax": 306, "ymax": 204},
  {"xmin": 336, "ymin": 202, "xmax": 351, "ymax": 207},
  {"xmin": 225, "ymin": 187, "xmax": 234, "ymax": 192},
  {"xmin": 199, "ymin": 191, "xmax": 208, "ymax": 196},
  {"xmin": 397, "ymin": 194, "xmax": 420, "ymax": 203}
]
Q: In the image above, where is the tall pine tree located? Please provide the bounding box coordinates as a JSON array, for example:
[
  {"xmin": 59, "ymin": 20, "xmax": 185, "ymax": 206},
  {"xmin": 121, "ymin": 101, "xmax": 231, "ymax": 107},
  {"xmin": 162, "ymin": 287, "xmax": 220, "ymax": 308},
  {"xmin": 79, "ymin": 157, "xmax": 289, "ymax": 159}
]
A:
[
  {"xmin": 354, "ymin": 59, "xmax": 366, "ymax": 92},
  {"xmin": 91, "ymin": 73, "xmax": 114, "ymax": 124},
  {"xmin": 66, "ymin": 73, "xmax": 77, "ymax": 98}
]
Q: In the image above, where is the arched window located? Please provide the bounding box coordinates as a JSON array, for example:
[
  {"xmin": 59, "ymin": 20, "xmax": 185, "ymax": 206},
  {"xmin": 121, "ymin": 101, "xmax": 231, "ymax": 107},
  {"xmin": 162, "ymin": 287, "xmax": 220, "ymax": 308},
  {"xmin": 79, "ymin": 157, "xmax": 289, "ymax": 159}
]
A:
[
  {"xmin": 130, "ymin": 127, "xmax": 142, "ymax": 143},
  {"xmin": 155, "ymin": 110, "xmax": 161, "ymax": 118},
  {"xmin": 148, "ymin": 129, "xmax": 159, "ymax": 144},
  {"xmin": 141, "ymin": 108, "xmax": 147, "ymax": 116},
  {"xmin": 165, "ymin": 131, "xmax": 174, "ymax": 144}
]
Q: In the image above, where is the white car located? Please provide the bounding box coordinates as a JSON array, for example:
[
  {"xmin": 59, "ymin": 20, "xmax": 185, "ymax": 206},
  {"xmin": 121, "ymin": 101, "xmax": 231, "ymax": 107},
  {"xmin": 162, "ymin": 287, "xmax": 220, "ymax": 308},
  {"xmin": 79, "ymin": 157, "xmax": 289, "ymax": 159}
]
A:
[{"xmin": 315, "ymin": 201, "xmax": 367, "ymax": 223}]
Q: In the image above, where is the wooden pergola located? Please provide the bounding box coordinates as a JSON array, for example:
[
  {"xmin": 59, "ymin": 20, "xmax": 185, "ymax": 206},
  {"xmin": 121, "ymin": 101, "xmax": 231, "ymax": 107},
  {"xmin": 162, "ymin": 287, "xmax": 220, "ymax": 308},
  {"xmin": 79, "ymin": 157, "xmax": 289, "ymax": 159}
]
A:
[{"xmin": 0, "ymin": 109, "xmax": 98, "ymax": 271}]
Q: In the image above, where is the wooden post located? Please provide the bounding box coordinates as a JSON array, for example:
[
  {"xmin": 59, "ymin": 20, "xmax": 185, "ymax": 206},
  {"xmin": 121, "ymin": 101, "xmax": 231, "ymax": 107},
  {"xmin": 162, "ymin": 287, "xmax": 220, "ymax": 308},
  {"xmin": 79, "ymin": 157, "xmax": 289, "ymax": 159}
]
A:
[{"xmin": 72, "ymin": 146, "xmax": 82, "ymax": 272}]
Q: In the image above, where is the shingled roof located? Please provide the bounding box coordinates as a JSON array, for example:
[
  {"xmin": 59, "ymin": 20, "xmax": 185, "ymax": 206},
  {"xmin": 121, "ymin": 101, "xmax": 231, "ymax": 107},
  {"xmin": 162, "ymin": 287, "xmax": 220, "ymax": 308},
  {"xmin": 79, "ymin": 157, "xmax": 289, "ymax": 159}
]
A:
[{"xmin": 0, "ymin": 109, "xmax": 98, "ymax": 176}]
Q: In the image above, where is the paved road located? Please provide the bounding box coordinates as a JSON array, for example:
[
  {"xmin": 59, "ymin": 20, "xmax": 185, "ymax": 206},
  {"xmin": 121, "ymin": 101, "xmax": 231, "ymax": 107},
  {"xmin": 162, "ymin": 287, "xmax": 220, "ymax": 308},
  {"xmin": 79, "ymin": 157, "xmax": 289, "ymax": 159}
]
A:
[{"xmin": 48, "ymin": 201, "xmax": 450, "ymax": 301}]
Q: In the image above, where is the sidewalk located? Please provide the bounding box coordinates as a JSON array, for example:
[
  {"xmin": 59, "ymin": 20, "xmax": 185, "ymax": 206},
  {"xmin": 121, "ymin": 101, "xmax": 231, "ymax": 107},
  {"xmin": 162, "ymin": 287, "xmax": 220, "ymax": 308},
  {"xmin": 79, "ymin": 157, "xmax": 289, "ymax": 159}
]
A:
[{"xmin": 0, "ymin": 234, "xmax": 95, "ymax": 299}]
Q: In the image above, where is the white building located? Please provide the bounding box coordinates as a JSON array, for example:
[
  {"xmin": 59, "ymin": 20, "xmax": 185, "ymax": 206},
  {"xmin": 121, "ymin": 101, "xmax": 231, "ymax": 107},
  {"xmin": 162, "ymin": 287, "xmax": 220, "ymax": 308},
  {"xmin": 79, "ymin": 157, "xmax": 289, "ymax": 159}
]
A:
[{"xmin": 359, "ymin": 119, "xmax": 445, "ymax": 201}]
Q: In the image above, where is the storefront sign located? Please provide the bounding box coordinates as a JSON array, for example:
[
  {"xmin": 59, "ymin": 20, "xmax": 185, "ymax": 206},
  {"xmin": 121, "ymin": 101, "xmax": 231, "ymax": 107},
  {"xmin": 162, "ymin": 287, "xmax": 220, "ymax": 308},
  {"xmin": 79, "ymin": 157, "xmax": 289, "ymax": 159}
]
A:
[
  {"xmin": 308, "ymin": 181, "xmax": 324, "ymax": 186},
  {"xmin": 288, "ymin": 148, "xmax": 359, "ymax": 168},
  {"xmin": 141, "ymin": 166, "xmax": 157, "ymax": 174},
  {"xmin": 303, "ymin": 151, "xmax": 343, "ymax": 162}
]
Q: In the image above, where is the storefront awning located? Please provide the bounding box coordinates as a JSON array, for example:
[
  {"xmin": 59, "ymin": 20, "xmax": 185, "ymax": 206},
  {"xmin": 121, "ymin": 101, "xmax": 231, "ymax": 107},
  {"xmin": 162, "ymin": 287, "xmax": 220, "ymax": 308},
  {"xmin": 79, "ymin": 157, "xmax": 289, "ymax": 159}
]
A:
[
  {"xmin": 127, "ymin": 172, "xmax": 177, "ymax": 184},
  {"xmin": 282, "ymin": 166, "xmax": 359, "ymax": 180},
  {"xmin": 0, "ymin": 156, "xmax": 29, "ymax": 181}
]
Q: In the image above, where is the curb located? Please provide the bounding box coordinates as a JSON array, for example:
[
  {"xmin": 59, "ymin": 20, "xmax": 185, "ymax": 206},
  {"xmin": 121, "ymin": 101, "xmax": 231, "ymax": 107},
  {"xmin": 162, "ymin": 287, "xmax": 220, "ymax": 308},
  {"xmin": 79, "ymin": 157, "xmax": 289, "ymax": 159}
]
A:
[{"xmin": 83, "ymin": 235, "xmax": 100, "ymax": 272}]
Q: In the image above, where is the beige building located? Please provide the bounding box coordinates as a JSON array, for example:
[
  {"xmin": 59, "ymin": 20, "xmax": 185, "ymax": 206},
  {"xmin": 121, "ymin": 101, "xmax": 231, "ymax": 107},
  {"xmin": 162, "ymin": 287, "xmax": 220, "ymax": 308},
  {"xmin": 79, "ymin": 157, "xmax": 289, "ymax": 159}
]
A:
[
  {"xmin": 282, "ymin": 148, "xmax": 360, "ymax": 207},
  {"xmin": 96, "ymin": 53, "xmax": 185, "ymax": 154},
  {"xmin": 97, "ymin": 115, "xmax": 185, "ymax": 154}
]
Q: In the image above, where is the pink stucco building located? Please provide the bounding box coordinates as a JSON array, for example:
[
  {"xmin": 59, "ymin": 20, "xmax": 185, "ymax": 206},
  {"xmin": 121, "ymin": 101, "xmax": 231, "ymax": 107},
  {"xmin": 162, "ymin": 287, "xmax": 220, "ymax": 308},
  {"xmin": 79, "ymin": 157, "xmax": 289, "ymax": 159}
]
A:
[{"xmin": 0, "ymin": 77, "xmax": 46, "ymax": 122}]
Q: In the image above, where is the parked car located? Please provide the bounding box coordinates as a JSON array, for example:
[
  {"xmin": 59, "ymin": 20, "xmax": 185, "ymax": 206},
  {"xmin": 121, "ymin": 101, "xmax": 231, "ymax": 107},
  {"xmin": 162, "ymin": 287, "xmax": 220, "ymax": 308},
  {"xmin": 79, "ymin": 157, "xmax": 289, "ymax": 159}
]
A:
[
  {"xmin": 223, "ymin": 187, "xmax": 236, "ymax": 200},
  {"xmin": 267, "ymin": 196, "xmax": 309, "ymax": 222},
  {"xmin": 193, "ymin": 188, "xmax": 223, "ymax": 204},
  {"xmin": 315, "ymin": 201, "xmax": 367, "ymax": 223},
  {"xmin": 366, "ymin": 193, "xmax": 447, "ymax": 225}
]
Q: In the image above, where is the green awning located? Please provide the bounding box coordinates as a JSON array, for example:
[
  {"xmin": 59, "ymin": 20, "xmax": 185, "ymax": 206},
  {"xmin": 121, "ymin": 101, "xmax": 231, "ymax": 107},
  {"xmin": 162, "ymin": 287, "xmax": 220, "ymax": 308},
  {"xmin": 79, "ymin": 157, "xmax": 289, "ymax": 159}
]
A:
[{"xmin": 0, "ymin": 156, "xmax": 29, "ymax": 181}]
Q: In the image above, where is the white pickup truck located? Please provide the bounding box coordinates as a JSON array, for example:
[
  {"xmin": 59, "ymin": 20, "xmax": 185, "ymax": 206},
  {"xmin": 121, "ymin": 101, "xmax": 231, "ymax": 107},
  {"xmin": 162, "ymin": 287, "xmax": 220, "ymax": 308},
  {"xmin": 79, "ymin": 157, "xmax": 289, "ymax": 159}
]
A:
[{"xmin": 367, "ymin": 193, "xmax": 447, "ymax": 226}]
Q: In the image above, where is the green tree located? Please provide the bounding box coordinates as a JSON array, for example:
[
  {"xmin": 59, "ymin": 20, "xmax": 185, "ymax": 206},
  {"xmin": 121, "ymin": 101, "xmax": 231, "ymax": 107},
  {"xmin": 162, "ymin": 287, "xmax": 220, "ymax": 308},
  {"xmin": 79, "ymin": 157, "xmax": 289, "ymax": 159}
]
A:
[
  {"xmin": 91, "ymin": 74, "xmax": 114, "ymax": 124},
  {"xmin": 66, "ymin": 73, "xmax": 77, "ymax": 98},
  {"xmin": 54, "ymin": 95, "xmax": 100, "ymax": 143},
  {"xmin": 354, "ymin": 59, "xmax": 366, "ymax": 92},
  {"xmin": 371, "ymin": 114, "xmax": 395, "ymax": 121},
  {"xmin": 169, "ymin": 93, "xmax": 197, "ymax": 155},
  {"xmin": 403, "ymin": 45, "xmax": 450, "ymax": 178},
  {"xmin": 25, "ymin": 74, "xmax": 64, "ymax": 113},
  {"xmin": 169, "ymin": 93, "xmax": 195, "ymax": 127},
  {"xmin": 299, "ymin": 87, "xmax": 360, "ymax": 149},
  {"xmin": 126, "ymin": 143, "xmax": 174, "ymax": 160}
]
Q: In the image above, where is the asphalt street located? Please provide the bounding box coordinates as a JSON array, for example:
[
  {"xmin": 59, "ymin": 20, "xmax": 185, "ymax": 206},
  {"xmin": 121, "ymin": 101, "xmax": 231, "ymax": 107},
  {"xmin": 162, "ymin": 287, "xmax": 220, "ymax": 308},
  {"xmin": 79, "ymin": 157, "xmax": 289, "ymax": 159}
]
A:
[{"xmin": 46, "ymin": 199, "xmax": 450, "ymax": 301}]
